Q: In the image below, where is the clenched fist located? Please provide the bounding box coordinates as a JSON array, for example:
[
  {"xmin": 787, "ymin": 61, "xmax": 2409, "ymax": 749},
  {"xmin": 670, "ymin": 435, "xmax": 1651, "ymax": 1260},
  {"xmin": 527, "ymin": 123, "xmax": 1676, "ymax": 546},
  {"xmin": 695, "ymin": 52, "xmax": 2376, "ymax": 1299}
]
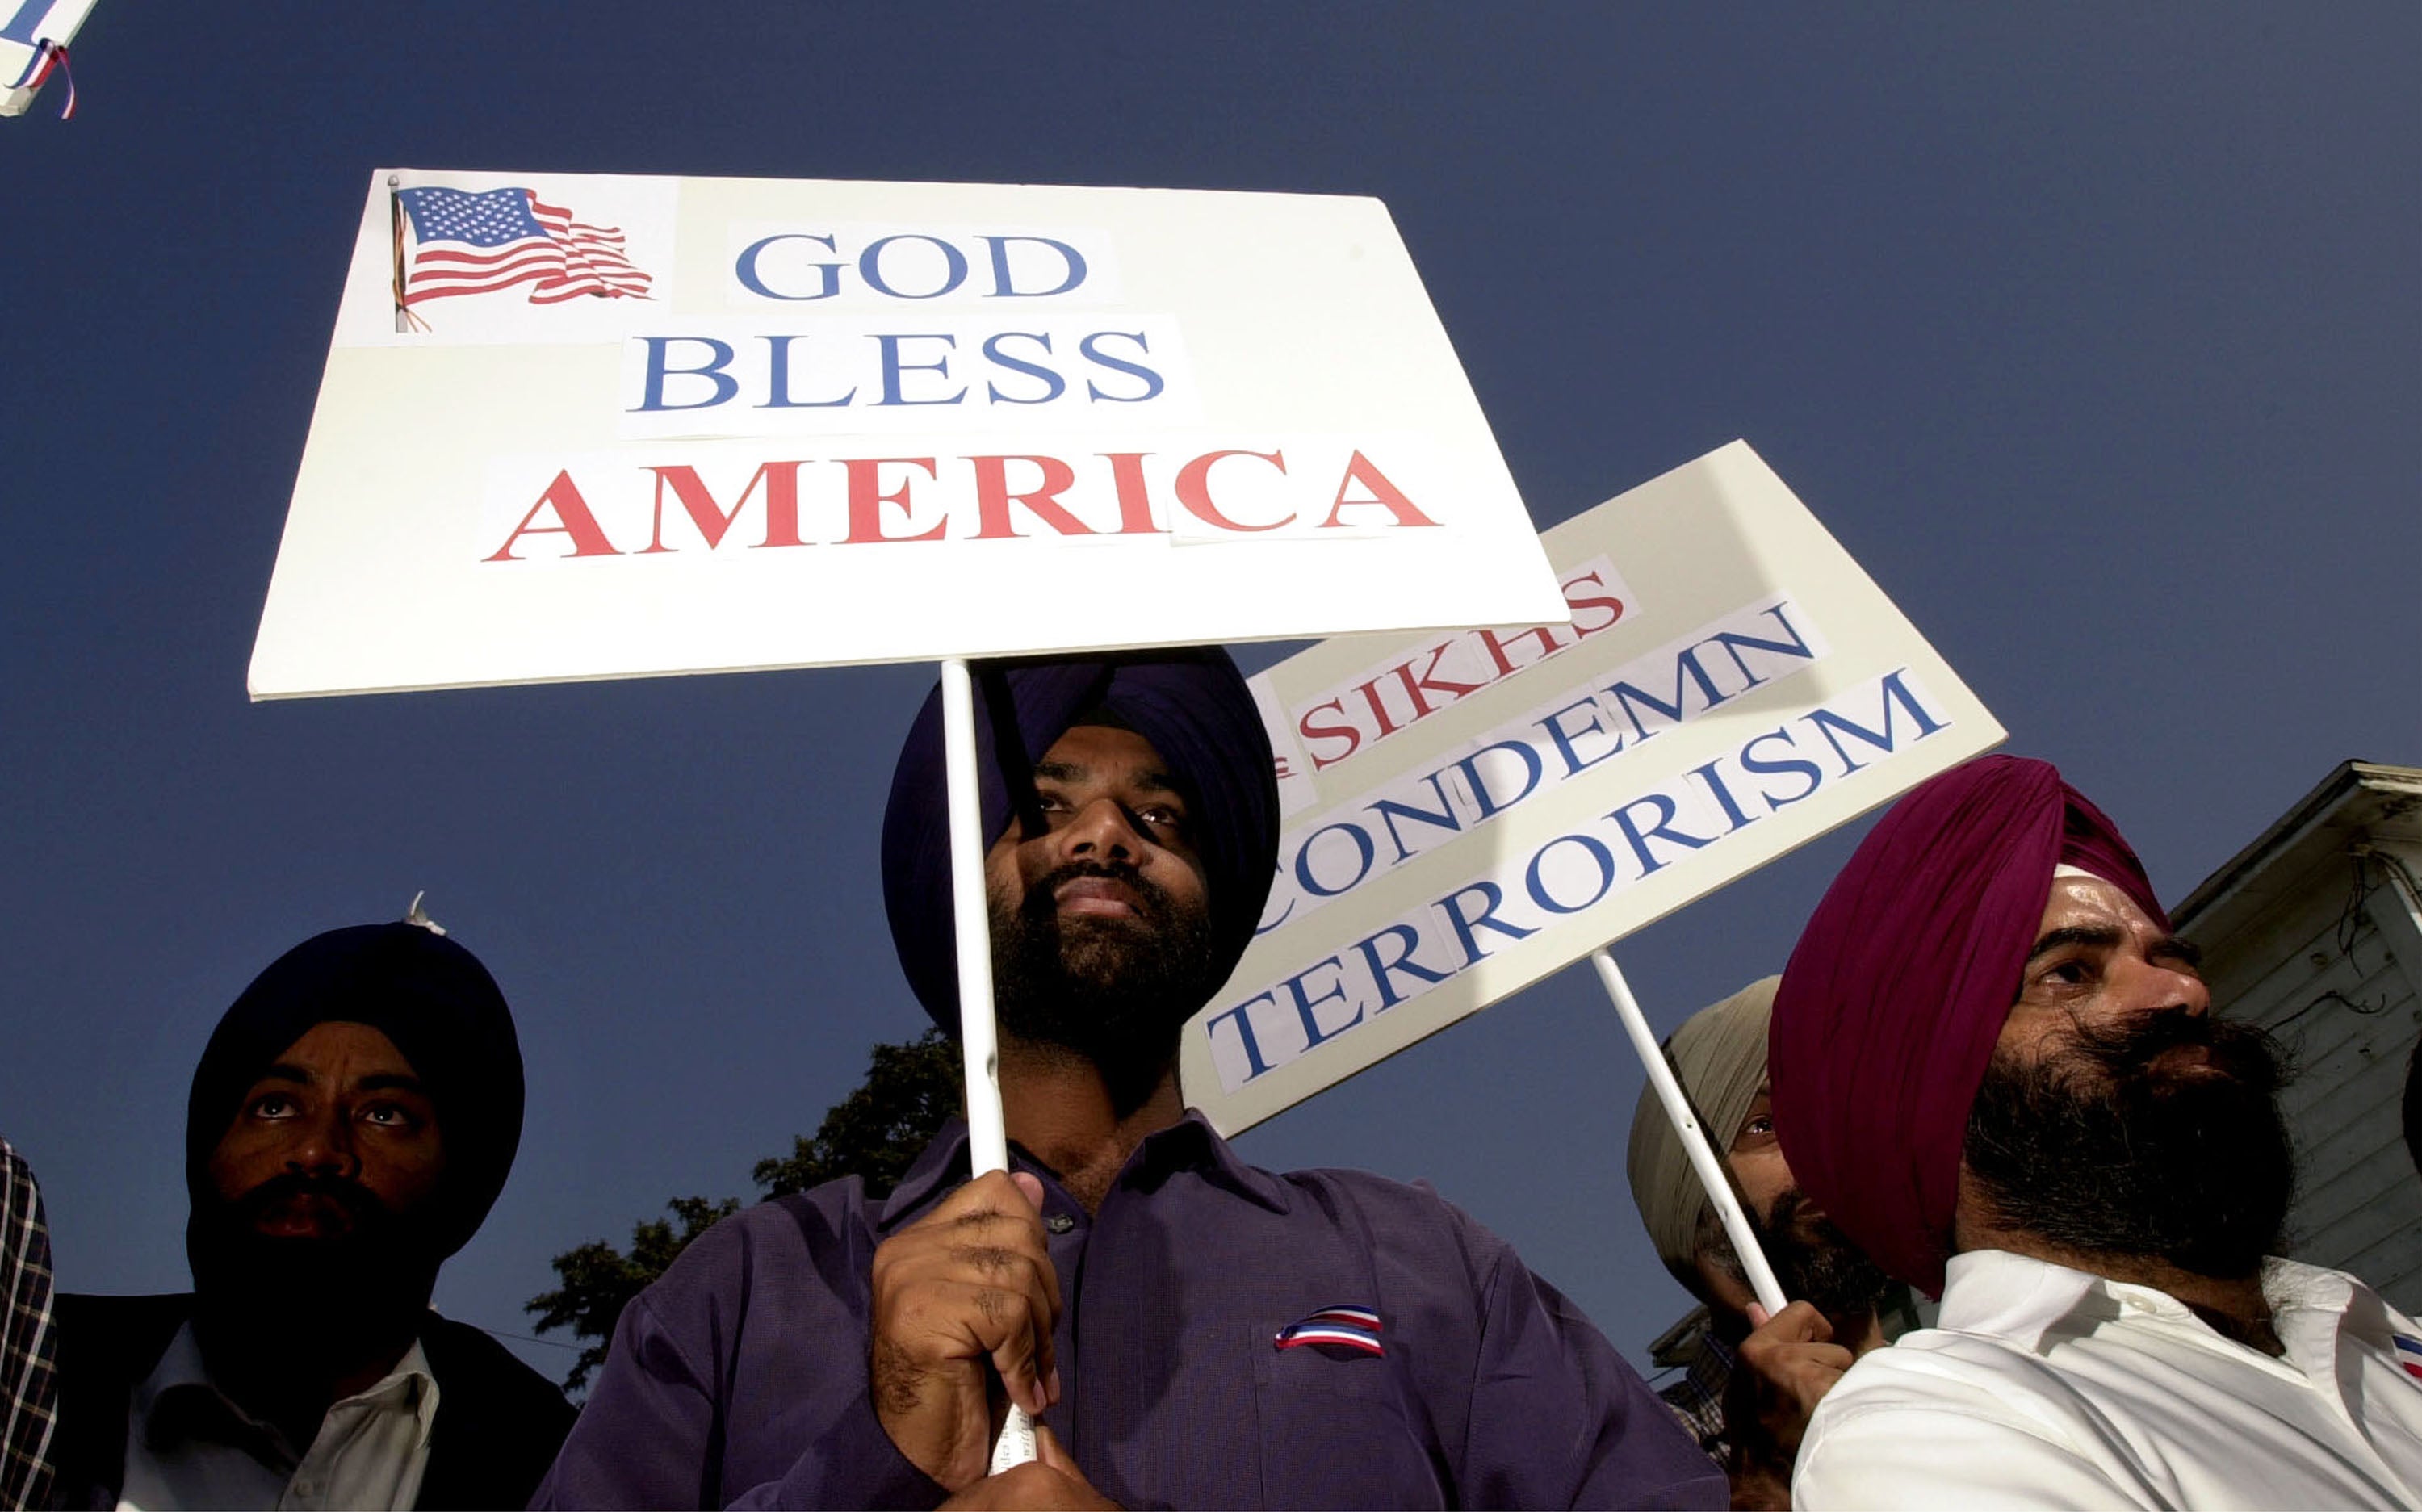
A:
[
  {"xmin": 869, "ymin": 1171, "xmax": 1064, "ymax": 1491},
  {"xmin": 1733, "ymin": 1300, "xmax": 1854, "ymax": 1464}
]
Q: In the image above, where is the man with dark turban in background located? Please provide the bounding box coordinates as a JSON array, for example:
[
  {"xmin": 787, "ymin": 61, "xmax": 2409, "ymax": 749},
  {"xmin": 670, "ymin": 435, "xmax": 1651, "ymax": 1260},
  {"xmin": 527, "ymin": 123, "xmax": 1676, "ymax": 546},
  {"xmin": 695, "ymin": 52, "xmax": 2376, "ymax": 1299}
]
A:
[
  {"xmin": 537, "ymin": 649, "xmax": 1721, "ymax": 1511},
  {"xmin": 48, "ymin": 917, "xmax": 573, "ymax": 1510},
  {"xmin": 1625, "ymin": 977, "xmax": 1896, "ymax": 1508},
  {"xmin": 1770, "ymin": 755, "xmax": 2422, "ymax": 1509}
]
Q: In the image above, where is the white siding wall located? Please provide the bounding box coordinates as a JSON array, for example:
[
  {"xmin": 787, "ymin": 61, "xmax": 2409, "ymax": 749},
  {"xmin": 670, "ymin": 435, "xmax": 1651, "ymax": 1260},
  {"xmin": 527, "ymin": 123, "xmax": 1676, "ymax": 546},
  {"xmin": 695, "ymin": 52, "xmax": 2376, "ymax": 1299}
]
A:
[{"xmin": 2212, "ymin": 847, "xmax": 2422, "ymax": 1313}]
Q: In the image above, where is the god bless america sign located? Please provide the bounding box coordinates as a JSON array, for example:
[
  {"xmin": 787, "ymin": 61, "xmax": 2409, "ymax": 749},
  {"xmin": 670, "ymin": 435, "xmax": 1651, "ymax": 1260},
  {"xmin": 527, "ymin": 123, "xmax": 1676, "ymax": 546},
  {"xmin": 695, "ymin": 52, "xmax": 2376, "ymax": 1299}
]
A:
[{"xmin": 248, "ymin": 171, "xmax": 1568, "ymax": 697}]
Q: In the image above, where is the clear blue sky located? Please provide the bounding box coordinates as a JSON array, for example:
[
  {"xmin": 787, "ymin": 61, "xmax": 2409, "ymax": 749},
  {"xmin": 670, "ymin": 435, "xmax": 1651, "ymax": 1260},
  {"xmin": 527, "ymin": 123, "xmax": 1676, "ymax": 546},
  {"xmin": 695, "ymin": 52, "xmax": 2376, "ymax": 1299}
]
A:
[{"xmin": 2, "ymin": 2, "xmax": 2415, "ymax": 1384}]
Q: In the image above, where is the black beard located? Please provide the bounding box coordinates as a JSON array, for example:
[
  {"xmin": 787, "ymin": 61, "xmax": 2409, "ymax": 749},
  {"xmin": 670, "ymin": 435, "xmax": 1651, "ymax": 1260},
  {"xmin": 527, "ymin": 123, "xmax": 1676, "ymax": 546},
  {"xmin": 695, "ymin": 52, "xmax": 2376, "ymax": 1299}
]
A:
[
  {"xmin": 187, "ymin": 1172, "xmax": 441, "ymax": 1377},
  {"xmin": 1707, "ymin": 1187, "xmax": 1892, "ymax": 1341},
  {"xmin": 1754, "ymin": 1188, "xmax": 1892, "ymax": 1337},
  {"xmin": 991, "ymin": 858, "xmax": 1219, "ymax": 1117},
  {"xmin": 1963, "ymin": 1009, "xmax": 2295, "ymax": 1280}
]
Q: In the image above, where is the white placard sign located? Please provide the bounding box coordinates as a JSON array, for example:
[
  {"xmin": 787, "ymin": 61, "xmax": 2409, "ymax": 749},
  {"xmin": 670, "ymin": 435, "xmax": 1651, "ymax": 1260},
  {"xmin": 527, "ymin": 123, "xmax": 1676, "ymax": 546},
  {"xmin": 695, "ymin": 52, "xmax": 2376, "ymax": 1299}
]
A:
[
  {"xmin": 1, "ymin": 0, "xmax": 95, "ymax": 116},
  {"xmin": 1181, "ymin": 442, "xmax": 2006, "ymax": 1133},
  {"xmin": 247, "ymin": 170, "xmax": 1569, "ymax": 699}
]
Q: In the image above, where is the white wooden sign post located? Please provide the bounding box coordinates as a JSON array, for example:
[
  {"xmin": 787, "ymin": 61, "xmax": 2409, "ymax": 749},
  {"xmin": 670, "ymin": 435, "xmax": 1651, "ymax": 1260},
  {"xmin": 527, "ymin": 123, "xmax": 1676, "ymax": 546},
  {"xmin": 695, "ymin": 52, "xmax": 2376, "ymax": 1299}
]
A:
[
  {"xmin": 937, "ymin": 657, "xmax": 1041, "ymax": 1466},
  {"xmin": 1593, "ymin": 949, "xmax": 1785, "ymax": 1314},
  {"xmin": 251, "ymin": 169, "xmax": 1574, "ymax": 1466}
]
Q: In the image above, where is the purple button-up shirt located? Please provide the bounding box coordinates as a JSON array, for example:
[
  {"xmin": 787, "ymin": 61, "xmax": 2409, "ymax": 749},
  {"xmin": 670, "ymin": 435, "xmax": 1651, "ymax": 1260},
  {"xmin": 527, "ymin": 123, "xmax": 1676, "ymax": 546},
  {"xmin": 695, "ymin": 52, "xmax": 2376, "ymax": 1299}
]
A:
[{"xmin": 534, "ymin": 1113, "xmax": 1723, "ymax": 1510}]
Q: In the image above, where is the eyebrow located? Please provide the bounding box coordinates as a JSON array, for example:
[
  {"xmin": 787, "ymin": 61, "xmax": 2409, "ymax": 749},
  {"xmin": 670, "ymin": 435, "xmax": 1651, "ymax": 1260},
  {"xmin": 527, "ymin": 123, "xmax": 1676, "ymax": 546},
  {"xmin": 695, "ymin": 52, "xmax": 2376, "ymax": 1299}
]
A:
[
  {"xmin": 2023, "ymin": 924, "xmax": 2202, "ymax": 969},
  {"xmin": 249, "ymin": 1066, "xmax": 427, "ymax": 1095},
  {"xmin": 1032, "ymin": 760, "xmax": 1182, "ymax": 798},
  {"xmin": 2024, "ymin": 924, "xmax": 2126, "ymax": 963},
  {"xmin": 2152, "ymin": 935, "xmax": 2202, "ymax": 969}
]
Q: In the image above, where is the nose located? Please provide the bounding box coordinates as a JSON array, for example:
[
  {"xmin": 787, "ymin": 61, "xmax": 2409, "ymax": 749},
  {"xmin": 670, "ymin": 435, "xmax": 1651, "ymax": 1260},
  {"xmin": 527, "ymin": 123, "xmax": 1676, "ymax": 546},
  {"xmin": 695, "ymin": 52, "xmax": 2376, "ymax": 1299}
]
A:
[
  {"xmin": 287, "ymin": 1104, "xmax": 362, "ymax": 1182},
  {"xmin": 1058, "ymin": 794, "xmax": 1146, "ymax": 864},
  {"xmin": 2125, "ymin": 953, "xmax": 2212, "ymax": 1020},
  {"xmin": 2169, "ymin": 967, "xmax": 2214, "ymax": 1018}
]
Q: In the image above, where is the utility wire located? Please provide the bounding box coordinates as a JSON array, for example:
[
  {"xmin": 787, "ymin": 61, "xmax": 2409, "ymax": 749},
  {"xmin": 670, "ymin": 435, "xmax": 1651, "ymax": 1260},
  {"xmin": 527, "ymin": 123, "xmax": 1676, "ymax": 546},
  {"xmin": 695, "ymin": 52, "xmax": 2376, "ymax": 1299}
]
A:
[{"xmin": 470, "ymin": 1323, "xmax": 583, "ymax": 1352}]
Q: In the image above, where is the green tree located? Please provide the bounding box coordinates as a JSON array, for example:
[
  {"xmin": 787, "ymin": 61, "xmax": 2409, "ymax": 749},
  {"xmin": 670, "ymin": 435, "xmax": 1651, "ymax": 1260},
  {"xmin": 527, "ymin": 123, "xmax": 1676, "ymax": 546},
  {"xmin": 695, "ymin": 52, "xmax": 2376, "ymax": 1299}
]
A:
[
  {"xmin": 526, "ymin": 1028, "xmax": 962, "ymax": 1390},
  {"xmin": 752, "ymin": 1029, "xmax": 962, "ymax": 1198},
  {"xmin": 524, "ymin": 1195, "xmax": 740, "ymax": 1392}
]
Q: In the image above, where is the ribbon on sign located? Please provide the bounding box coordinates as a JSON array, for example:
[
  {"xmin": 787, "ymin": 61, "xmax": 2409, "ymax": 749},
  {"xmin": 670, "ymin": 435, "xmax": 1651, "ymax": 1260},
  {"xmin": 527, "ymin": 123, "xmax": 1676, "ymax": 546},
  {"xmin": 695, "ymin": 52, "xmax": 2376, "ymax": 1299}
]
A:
[{"xmin": 9, "ymin": 40, "xmax": 75, "ymax": 119}]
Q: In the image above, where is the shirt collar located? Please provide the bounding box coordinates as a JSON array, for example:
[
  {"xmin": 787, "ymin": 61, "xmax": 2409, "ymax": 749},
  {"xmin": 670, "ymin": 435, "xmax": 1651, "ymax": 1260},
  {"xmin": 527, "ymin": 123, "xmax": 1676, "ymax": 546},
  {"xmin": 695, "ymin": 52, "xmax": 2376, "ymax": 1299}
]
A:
[
  {"xmin": 878, "ymin": 1121, "xmax": 976, "ymax": 1228},
  {"xmin": 136, "ymin": 1321, "xmax": 441, "ymax": 1454},
  {"xmin": 1936, "ymin": 1250, "xmax": 2110, "ymax": 1349},
  {"xmin": 1138, "ymin": 1109, "xmax": 1293, "ymax": 1213},
  {"xmin": 134, "ymin": 1321, "xmax": 231, "ymax": 1439},
  {"xmin": 2258, "ymin": 1254, "xmax": 2359, "ymax": 1317},
  {"xmin": 1938, "ymin": 1249, "xmax": 2374, "ymax": 1355},
  {"xmin": 382, "ymin": 1338, "xmax": 442, "ymax": 1448},
  {"xmin": 878, "ymin": 1108, "xmax": 1289, "ymax": 1230}
]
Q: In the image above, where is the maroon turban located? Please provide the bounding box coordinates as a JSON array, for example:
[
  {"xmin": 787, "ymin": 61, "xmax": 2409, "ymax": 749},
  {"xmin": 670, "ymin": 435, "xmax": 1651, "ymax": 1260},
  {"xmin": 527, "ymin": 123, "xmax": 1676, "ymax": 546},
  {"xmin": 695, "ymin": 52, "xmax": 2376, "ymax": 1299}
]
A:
[{"xmin": 1768, "ymin": 755, "xmax": 2167, "ymax": 1297}]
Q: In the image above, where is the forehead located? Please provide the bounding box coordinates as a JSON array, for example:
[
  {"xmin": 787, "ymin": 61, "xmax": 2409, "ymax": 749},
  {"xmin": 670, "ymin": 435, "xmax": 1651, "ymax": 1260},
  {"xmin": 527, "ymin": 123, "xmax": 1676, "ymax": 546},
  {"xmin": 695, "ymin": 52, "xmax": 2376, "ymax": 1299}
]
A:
[
  {"xmin": 266, "ymin": 1020, "xmax": 417, "ymax": 1078},
  {"xmin": 2037, "ymin": 873, "xmax": 2162, "ymax": 936},
  {"xmin": 1033, "ymin": 723, "xmax": 1175, "ymax": 782},
  {"xmin": 1734, "ymin": 1079, "xmax": 1774, "ymax": 1126}
]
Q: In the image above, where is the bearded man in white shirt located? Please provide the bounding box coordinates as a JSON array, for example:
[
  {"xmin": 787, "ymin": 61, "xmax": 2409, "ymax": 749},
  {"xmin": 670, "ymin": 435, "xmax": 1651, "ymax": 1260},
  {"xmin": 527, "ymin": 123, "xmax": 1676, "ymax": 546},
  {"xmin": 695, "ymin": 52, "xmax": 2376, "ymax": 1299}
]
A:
[{"xmin": 1768, "ymin": 756, "xmax": 2422, "ymax": 1510}]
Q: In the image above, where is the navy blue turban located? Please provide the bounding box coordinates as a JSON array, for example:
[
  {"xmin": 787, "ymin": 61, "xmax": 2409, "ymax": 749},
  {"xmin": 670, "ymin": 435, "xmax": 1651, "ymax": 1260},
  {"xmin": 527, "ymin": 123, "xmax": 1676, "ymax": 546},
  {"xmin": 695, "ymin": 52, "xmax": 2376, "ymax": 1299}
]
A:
[
  {"xmin": 186, "ymin": 922, "xmax": 526, "ymax": 1260},
  {"xmin": 882, "ymin": 651, "xmax": 1281, "ymax": 1032}
]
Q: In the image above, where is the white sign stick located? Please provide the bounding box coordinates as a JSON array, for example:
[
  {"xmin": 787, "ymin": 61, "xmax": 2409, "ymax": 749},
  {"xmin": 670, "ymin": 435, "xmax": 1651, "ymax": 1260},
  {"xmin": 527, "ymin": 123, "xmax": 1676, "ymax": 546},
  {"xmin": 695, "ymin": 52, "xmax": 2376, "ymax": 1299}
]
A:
[
  {"xmin": 1591, "ymin": 949, "xmax": 1787, "ymax": 1317},
  {"xmin": 937, "ymin": 659, "xmax": 1041, "ymax": 1472},
  {"xmin": 941, "ymin": 659, "xmax": 1010, "ymax": 1175}
]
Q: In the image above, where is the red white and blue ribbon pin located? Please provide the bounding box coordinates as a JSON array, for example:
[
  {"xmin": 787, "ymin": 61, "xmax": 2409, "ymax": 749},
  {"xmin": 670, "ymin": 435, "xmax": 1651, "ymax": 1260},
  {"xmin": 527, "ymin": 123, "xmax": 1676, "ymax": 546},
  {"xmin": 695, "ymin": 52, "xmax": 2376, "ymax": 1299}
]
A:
[
  {"xmin": 9, "ymin": 40, "xmax": 74, "ymax": 119},
  {"xmin": 1275, "ymin": 1305, "xmax": 1384, "ymax": 1356},
  {"xmin": 2392, "ymin": 1333, "xmax": 2422, "ymax": 1383}
]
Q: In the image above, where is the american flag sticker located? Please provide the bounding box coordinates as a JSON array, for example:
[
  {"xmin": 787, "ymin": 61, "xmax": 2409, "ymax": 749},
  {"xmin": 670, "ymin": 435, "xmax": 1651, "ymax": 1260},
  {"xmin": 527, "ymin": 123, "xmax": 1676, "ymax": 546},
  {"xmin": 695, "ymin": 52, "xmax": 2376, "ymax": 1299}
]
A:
[
  {"xmin": 2393, "ymin": 1333, "xmax": 2422, "ymax": 1383},
  {"xmin": 1275, "ymin": 1305, "xmax": 1384, "ymax": 1356},
  {"xmin": 395, "ymin": 186, "xmax": 653, "ymax": 312}
]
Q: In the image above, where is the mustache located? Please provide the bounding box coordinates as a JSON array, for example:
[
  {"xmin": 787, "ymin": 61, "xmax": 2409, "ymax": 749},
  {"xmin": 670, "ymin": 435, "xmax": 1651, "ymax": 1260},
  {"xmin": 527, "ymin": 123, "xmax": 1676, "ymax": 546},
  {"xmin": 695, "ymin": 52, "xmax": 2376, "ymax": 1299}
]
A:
[
  {"xmin": 1764, "ymin": 1187, "xmax": 1827, "ymax": 1237},
  {"xmin": 1765, "ymin": 1189, "xmax": 1888, "ymax": 1285},
  {"xmin": 228, "ymin": 1171, "xmax": 388, "ymax": 1228},
  {"xmin": 1020, "ymin": 858, "xmax": 1178, "ymax": 925},
  {"xmin": 2055, "ymin": 1007, "xmax": 2286, "ymax": 1090}
]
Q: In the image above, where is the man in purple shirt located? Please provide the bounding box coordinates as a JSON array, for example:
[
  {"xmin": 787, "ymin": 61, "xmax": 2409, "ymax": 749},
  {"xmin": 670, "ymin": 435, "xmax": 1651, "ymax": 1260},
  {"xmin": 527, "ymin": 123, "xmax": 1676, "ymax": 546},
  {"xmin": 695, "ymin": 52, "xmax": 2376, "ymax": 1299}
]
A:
[{"xmin": 534, "ymin": 651, "xmax": 1722, "ymax": 1510}]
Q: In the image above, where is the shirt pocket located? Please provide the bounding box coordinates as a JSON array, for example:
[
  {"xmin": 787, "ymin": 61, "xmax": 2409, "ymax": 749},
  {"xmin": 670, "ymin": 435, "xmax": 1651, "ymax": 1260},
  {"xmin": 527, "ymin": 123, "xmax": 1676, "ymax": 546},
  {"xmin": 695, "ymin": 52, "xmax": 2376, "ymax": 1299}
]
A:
[{"xmin": 1251, "ymin": 1322, "xmax": 1446, "ymax": 1509}]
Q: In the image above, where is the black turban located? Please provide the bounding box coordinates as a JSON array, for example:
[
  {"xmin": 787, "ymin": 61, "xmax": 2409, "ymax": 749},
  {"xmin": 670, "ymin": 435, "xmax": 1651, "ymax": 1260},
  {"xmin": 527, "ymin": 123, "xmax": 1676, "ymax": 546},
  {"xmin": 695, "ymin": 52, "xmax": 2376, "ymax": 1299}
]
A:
[
  {"xmin": 882, "ymin": 651, "xmax": 1281, "ymax": 1032},
  {"xmin": 186, "ymin": 922, "xmax": 526, "ymax": 1260}
]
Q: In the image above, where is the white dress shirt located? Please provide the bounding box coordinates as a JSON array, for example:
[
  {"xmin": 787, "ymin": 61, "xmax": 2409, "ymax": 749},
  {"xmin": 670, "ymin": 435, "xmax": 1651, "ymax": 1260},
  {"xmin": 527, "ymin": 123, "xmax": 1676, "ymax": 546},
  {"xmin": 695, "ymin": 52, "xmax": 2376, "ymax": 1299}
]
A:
[
  {"xmin": 116, "ymin": 1321, "xmax": 438, "ymax": 1511},
  {"xmin": 1794, "ymin": 1250, "xmax": 2422, "ymax": 1510}
]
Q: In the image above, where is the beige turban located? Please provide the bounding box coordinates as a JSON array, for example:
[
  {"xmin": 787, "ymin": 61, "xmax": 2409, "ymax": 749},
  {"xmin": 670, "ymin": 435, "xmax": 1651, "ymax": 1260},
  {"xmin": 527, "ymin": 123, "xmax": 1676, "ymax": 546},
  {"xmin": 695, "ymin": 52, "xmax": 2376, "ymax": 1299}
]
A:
[{"xmin": 1624, "ymin": 976, "xmax": 1779, "ymax": 1289}]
